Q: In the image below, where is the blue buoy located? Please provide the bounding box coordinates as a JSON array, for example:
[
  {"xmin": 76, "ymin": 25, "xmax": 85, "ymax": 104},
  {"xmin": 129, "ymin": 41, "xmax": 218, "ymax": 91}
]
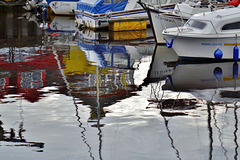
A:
[
  {"xmin": 166, "ymin": 39, "xmax": 174, "ymax": 48},
  {"xmin": 214, "ymin": 48, "xmax": 223, "ymax": 59},
  {"xmin": 233, "ymin": 62, "xmax": 238, "ymax": 80},
  {"xmin": 214, "ymin": 67, "xmax": 222, "ymax": 81},
  {"xmin": 233, "ymin": 45, "xmax": 239, "ymax": 61},
  {"xmin": 98, "ymin": 21, "xmax": 101, "ymax": 26}
]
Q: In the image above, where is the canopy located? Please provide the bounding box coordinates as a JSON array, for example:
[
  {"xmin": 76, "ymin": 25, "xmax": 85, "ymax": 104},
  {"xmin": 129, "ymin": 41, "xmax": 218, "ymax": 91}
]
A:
[{"xmin": 76, "ymin": 0, "xmax": 128, "ymax": 14}]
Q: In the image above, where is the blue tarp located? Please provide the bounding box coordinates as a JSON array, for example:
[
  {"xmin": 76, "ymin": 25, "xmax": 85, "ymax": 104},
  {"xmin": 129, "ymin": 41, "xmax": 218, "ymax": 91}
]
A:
[{"xmin": 76, "ymin": 0, "xmax": 128, "ymax": 14}]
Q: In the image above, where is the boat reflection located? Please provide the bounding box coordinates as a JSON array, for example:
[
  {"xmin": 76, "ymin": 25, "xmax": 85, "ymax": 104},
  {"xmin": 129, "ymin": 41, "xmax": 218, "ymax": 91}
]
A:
[
  {"xmin": 61, "ymin": 39, "xmax": 155, "ymax": 111},
  {"xmin": 142, "ymin": 45, "xmax": 178, "ymax": 85},
  {"xmin": 75, "ymin": 27, "xmax": 154, "ymax": 44},
  {"xmin": 163, "ymin": 61, "xmax": 240, "ymax": 103},
  {"xmin": 47, "ymin": 16, "xmax": 76, "ymax": 33},
  {"xmin": 144, "ymin": 47, "xmax": 240, "ymax": 159},
  {"xmin": 52, "ymin": 37, "xmax": 154, "ymax": 159},
  {"xmin": 0, "ymin": 118, "xmax": 44, "ymax": 152}
]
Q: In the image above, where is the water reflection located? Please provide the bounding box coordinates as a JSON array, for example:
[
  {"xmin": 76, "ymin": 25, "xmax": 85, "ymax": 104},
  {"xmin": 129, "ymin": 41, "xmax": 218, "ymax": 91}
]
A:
[
  {"xmin": 47, "ymin": 16, "xmax": 76, "ymax": 33},
  {"xmin": 143, "ymin": 45, "xmax": 240, "ymax": 160},
  {"xmin": 163, "ymin": 61, "xmax": 240, "ymax": 103},
  {"xmin": 75, "ymin": 28, "xmax": 154, "ymax": 44},
  {"xmin": 0, "ymin": 7, "xmax": 44, "ymax": 48},
  {"xmin": 2, "ymin": 7, "xmax": 240, "ymax": 160}
]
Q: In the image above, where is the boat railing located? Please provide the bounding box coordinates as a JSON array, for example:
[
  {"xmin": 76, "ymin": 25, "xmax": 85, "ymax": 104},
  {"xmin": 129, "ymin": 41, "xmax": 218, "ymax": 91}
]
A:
[
  {"xmin": 159, "ymin": 13, "xmax": 186, "ymax": 32},
  {"xmin": 161, "ymin": 15, "xmax": 220, "ymax": 36},
  {"xmin": 183, "ymin": 19, "xmax": 219, "ymax": 35},
  {"xmin": 137, "ymin": 0, "xmax": 177, "ymax": 11}
]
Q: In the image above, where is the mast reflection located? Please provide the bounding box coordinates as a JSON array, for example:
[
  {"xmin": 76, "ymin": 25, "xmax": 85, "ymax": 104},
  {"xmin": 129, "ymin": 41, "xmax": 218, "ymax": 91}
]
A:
[{"xmin": 145, "ymin": 45, "xmax": 240, "ymax": 159}]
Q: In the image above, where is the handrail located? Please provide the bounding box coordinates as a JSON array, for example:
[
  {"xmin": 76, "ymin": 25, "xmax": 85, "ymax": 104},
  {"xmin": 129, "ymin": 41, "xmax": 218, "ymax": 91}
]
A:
[{"xmin": 161, "ymin": 14, "xmax": 222, "ymax": 36}]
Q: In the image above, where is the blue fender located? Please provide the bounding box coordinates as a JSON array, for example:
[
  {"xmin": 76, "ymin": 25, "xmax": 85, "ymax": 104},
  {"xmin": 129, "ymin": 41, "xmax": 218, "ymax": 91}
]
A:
[
  {"xmin": 166, "ymin": 39, "xmax": 174, "ymax": 48},
  {"xmin": 214, "ymin": 48, "xmax": 223, "ymax": 60},
  {"xmin": 233, "ymin": 45, "xmax": 239, "ymax": 61}
]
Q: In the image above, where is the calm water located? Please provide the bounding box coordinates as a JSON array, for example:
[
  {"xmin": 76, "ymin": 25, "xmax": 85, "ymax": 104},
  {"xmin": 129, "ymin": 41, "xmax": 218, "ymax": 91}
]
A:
[{"xmin": 0, "ymin": 6, "xmax": 240, "ymax": 160}]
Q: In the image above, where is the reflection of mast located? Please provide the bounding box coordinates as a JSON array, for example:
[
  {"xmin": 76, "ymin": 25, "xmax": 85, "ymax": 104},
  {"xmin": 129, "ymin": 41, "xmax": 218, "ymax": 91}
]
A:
[
  {"xmin": 96, "ymin": 66, "xmax": 103, "ymax": 160},
  {"xmin": 74, "ymin": 98, "xmax": 95, "ymax": 160},
  {"xmin": 18, "ymin": 98, "xmax": 25, "ymax": 141},
  {"xmin": 234, "ymin": 103, "xmax": 239, "ymax": 160},
  {"xmin": 153, "ymin": 81, "xmax": 182, "ymax": 160},
  {"xmin": 212, "ymin": 106, "xmax": 228, "ymax": 160},
  {"xmin": 9, "ymin": 47, "xmax": 15, "ymax": 63},
  {"xmin": 207, "ymin": 103, "xmax": 213, "ymax": 160},
  {"xmin": 53, "ymin": 48, "xmax": 95, "ymax": 159}
]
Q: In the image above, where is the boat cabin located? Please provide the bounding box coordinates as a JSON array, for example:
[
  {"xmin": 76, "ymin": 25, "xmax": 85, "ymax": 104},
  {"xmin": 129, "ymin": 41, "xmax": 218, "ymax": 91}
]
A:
[{"xmin": 180, "ymin": 7, "xmax": 240, "ymax": 35}]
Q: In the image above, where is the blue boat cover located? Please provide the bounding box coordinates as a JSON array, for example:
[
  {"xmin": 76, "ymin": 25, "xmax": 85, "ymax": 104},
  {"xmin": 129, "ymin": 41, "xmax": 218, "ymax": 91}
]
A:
[{"xmin": 76, "ymin": 0, "xmax": 128, "ymax": 14}]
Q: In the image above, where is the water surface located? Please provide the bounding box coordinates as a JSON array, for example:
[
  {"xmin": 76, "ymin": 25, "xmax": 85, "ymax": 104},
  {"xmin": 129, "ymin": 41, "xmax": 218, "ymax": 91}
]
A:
[{"xmin": 0, "ymin": 6, "xmax": 240, "ymax": 160}]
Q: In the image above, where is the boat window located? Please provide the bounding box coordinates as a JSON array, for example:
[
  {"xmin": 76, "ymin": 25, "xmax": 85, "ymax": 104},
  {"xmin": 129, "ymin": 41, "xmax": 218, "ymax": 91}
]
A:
[
  {"xmin": 185, "ymin": 20, "xmax": 206, "ymax": 29},
  {"xmin": 222, "ymin": 22, "xmax": 240, "ymax": 30}
]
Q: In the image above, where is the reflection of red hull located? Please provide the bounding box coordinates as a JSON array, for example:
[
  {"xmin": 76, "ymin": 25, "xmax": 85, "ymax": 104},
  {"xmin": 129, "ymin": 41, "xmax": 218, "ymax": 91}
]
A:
[
  {"xmin": 0, "ymin": 77, "xmax": 9, "ymax": 99},
  {"xmin": 0, "ymin": 51, "xmax": 64, "ymax": 103},
  {"xmin": 0, "ymin": 53, "xmax": 59, "ymax": 71}
]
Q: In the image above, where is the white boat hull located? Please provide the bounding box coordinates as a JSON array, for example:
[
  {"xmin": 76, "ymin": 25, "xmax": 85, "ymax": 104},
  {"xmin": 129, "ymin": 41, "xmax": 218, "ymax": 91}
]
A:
[
  {"xmin": 148, "ymin": 10, "xmax": 185, "ymax": 44},
  {"xmin": 164, "ymin": 35, "xmax": 240, "ymax": 60},
  {"xmin": 75, "ymin": 9, "xmax": 147, "ymax": 29},
  {"xmin": 49, "ymin": 1, "xmax": 77, "ymax": 15}
]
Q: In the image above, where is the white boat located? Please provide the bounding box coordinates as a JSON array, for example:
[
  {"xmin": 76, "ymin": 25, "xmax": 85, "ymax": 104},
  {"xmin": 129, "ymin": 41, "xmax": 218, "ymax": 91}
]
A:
[
  {"xmin": 140, "ymin": 0, "xmax": 237, "ymax": 44},
  {"xmin": 46, "ymin": 0, "xmax": 78, "ymax": 15},
  {"xmin": 74, "ymin": 0, "xmax": 176, "ymax": 29},
  {"xmin": 162, "ymin": 6, "xmax": 240, "ymax": 60},
  {"xmin": 163, "ymin": 61, "xmax": 240, "ymax": 103},
  {"xmin": 23, "ymin": 0, "xmax": 48, "ymax": 14}
]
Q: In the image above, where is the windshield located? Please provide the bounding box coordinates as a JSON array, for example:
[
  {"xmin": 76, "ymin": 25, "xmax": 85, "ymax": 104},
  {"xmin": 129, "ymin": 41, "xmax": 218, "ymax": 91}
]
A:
[{"xmin": 185, "ymin": 20, "xmax": 206, "ymax": 29}]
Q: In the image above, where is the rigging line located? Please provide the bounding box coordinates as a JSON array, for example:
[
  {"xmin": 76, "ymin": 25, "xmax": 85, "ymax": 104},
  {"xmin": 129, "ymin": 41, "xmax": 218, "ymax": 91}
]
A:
[{"xmin": 74, "ymin": 97, "xmax": 95, "ymax": 160}]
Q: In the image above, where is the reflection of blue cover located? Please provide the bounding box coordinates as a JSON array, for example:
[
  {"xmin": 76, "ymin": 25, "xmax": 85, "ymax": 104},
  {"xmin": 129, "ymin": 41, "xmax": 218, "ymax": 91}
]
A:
[
  {"xmin": 77, "ymin": 41, "xmax": 130, "ymax": 68},
  {"xmin": 77, "ymin": 41, "xmax": 127, "ymax": 54},
  {"xmin": 77, "ymin": 0, "xmax": 128, "ymax": 14}
]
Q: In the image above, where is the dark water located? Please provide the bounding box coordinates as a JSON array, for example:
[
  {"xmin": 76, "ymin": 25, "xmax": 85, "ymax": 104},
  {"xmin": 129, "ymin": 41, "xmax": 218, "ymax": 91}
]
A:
[{"xmin": 0, "ymin": 6, "xmax": 240, "ymax": 160}]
